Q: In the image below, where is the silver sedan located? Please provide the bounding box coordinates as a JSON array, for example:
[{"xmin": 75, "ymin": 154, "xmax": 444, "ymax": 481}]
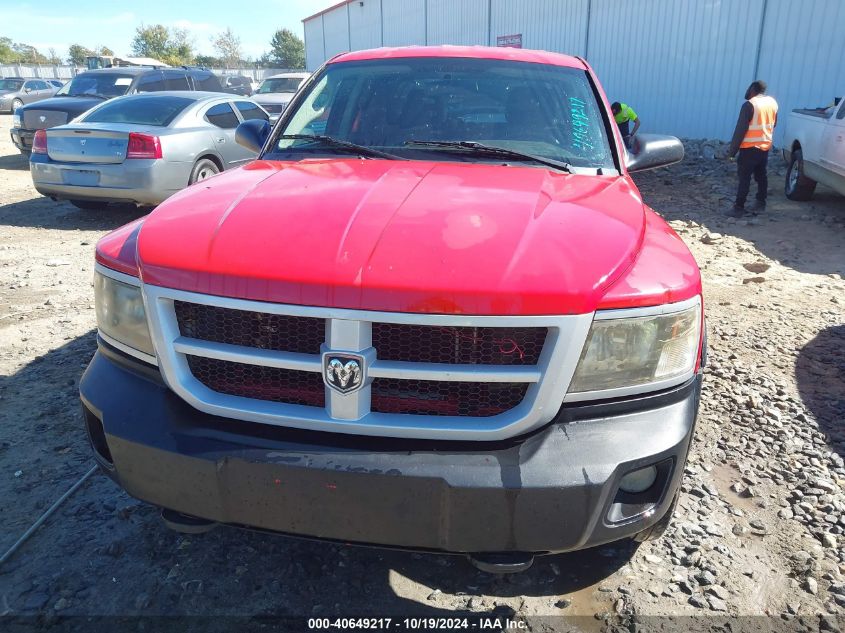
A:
[
  {"xmin": 29, "ymin": 92, "xmax": 269, "ymax": 209},
  {"xmin": 0, "ymin": 77, "xmax": 58, "ymax": 113}
]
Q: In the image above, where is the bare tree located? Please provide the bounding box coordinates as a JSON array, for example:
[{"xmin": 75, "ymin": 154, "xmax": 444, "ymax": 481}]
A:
[{"xmin": 212, "ymin": 27, "xmax": 242, "ymax": 69}]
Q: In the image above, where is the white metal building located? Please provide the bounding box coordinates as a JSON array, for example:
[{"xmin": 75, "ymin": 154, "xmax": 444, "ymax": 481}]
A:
[{"xmin": 303, "ymin": 0, "xmax": 845, "ymax": 143}]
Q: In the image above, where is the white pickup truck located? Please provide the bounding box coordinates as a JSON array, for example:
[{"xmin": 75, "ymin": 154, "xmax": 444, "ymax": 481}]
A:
[{"xmin": 782, "ymin": 97, "xmax": 845, "ymax": 200}]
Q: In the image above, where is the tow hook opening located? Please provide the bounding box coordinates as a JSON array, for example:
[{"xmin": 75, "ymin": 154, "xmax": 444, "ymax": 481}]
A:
[
  {"xmin": 160, "ymin": 508, "xmax": 219, "ymax": 534},
  {"xmin": 467, "ymin": 552, "xmax": 535, "ymax": 574}
]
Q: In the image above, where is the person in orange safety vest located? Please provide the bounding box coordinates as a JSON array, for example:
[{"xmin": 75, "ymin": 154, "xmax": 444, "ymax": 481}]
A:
[{"xmin": 725, "ymin": 80, "xmax": 779, "ymax": 217}]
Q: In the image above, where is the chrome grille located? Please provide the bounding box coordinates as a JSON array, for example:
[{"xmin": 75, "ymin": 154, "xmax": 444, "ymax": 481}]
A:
[
  {"xmin": 23, "ymin": 110, "xmax": 67, "ymax": 130},
  {"xmin": 141, "ymin": 280, "xmax": 594, "ymax": 440},
  {"xmin": 173, "ymin": 302, "xmax": 542, "ymax": 416}
]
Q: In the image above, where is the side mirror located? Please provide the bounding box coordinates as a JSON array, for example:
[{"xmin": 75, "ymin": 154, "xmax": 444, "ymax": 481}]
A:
[
  {"xmin": 625, "ymin": 134, "xmax": 684, "ymax": 172},
  {"xmin": 24, "ymin": 87, "xmax": 32, "ymax": 93},
  {"xmin": 235, "ymin": 119, "xmax": 271, "ymax": 154}
]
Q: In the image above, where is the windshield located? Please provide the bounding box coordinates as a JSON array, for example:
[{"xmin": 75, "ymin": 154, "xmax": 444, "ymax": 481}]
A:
[
  {"xmin": 82, "ymin": 95, "xmax": 194, "ymax": 126},
  {"xmin": 0, "ymin": 79, "xmax": 24, "ymax": 91},
  {"xmin": 56, "ymin": 73, "xmax": 135, "ymax": 98},
  {"xmin": 268, "ymin": 58, "xmax": 614, "ymax": 171},
  {"xmin": 257, "ymin": 77, "xmax": 303, "ymax": 94}
]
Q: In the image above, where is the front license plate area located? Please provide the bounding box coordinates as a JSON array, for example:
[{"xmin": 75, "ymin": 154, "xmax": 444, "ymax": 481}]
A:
[{"xmin": 63, "ymin": 169, "xmax": 100, "ymax": 187}]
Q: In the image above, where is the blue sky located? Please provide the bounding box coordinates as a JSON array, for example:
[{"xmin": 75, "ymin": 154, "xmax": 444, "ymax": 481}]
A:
[{"xmin": 4, "ymin": 0, "xmax": 339, "ymax": 60}]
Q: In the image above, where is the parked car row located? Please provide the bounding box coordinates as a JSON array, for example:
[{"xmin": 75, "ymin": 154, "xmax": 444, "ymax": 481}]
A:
[
  {"xmin": 10, "ymin": 66, "xmax": 226, "ymax": 152},
  {"xmin": 3, "ymin": 65, "xmax": 313, "ymax": 211},
  {"xmin": 9, "ymin": 67, "xmax": 311, "ymax": 154},
  {"xmin": 30, "ymin": 92, "xmax": 271, "ymax": 209}
]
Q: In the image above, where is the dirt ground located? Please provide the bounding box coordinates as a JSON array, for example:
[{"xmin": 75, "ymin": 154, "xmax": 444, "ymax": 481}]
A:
[{"xmin": 0, "ymin": 113, "xmax": 843, "ymax": 631}]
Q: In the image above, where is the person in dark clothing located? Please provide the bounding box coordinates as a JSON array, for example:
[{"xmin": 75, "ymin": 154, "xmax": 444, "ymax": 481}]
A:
[{"xmin": 725, "ymin": 81, "xmax": 779, "ymax": 217}]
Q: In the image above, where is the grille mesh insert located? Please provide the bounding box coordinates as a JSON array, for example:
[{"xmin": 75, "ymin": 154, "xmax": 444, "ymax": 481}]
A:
[
  {"xmin": 187, "ymin": 356, "xmax": 325, "ymax": 407},
  {"xmin": 371, "ymin": 323, "xmax": 546, "ymax": 366},
  {"xmin": 175, "ymin": 301, "xmax": 324, "ymax": 355},
  {"xmin": 371, "ymin": 378, "xmax": 528, "ymax": 417}
]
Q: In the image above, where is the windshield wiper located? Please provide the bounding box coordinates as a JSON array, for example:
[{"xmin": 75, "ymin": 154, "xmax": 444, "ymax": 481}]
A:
[
  {"xmin": 67, "ymin": 93, "xmax": 109, "ymax": 100},
  {"xmin": 405, "ymin": 140, "xmax": 572, "ymax": 173},
  {"xmin": 278, "ymin": 134, "xmax": 406, "ymax": 161}
]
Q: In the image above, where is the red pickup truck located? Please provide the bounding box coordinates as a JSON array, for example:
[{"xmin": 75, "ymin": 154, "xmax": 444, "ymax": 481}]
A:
[{"xmin": 81, "ymin": 46, "xmax": 703, "ymax": 573}]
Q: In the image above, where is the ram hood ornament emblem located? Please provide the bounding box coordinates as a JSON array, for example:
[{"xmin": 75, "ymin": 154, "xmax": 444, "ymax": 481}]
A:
[{"xmin": 323, "ymin": 353, "xmax": 364, "ymax": 394}]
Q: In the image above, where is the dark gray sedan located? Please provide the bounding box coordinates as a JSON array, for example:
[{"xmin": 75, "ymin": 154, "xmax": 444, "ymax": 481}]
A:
[
  {"xmin": 0, "ymin": 77, "xmax": 58, "ymax": 112},
  {"xmin": 29, "ymin": 92, "xmax": 269, "ymax": 209}
]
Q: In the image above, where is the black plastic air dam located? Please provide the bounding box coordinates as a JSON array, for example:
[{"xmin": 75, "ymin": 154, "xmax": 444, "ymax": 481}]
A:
[{"xmin": 79, "ymin": 341, "xmax": 701, "ymax": 555}]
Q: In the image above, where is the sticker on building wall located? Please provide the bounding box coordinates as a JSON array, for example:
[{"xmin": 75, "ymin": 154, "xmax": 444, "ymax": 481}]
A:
[{"xmin": 496, "ymin": 34, "xmax": 523, "ymax": 48}]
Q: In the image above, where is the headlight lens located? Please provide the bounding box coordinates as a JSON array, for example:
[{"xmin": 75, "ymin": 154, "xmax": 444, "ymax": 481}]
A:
[
  {"xmin": 569, "ymin": 302, "xmax": 701, "ymax": 394},
  {"xmin": 12, "ymin": 114, "xmax": 21, "ymax": 128},
  {"xmin": 94, "ymin": 271, "xmax": 155, "ymax": 357}
]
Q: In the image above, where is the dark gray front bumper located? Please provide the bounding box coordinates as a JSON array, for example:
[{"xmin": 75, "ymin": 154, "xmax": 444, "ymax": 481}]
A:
[
  {"xmin": 10, "ymin": 127, "xmax": 33, "ymax": 151},
  {"xmin": 79, "ymin": 341, "xmax": 701, "ymax": 554}
]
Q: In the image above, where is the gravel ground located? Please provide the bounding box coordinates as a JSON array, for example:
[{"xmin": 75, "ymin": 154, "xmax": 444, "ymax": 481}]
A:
[{"xmin": 0, "ymin": 114, "xmax": 844, "ymax": 631}]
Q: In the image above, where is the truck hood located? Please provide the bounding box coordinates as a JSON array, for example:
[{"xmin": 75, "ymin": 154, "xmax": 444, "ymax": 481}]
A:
[
  {"xmin": 136, "ymin": 159, "xmax": 646, "ymax": 315},
  {"xmin": 17, "ymin": 96, "xmax": 104, "ymax": 118}
]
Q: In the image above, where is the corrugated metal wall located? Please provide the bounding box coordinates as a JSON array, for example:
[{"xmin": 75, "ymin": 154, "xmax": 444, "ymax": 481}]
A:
[
  {"xmin": 490, "ymin": 0, "xmax": 589, "ymax": 56},
  {"xmin": 303, "ymin": 0, "xmax": 844, "ymax": 142},
  {"xmin": 323, "ymin": 6, "xmax": 352, "ymax": 60},
  {"xmin": 587, "ymin": 0, "xmax": 765, "ymax": 141},
  {"xmin": 304, "ymin": 17, "xmax": 325, "ymax": 70},
  {"xmin": 349, "ymin": 0, "xmax": 383, "ymax": 51},
  {"xmin": 757, "ymin": 0, "xmax": 845, "ymax": 143},
  {"xmin": 426, "ymin": 0, "xmax": 489, "ymax": 45},
  {"xmin": 382, "ymin": 0, "xmax": 426, "ymax": 47}
]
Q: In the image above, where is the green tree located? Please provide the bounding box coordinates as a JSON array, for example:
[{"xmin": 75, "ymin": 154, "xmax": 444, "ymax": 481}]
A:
[
  {"xmin": 166, "ymin": 28, "xmax": 194, "ymax": 65},
  {"xmin": 0, "ymin": 37, "xmax": 16, "ymax": 63},
  {"xmin": 67, "ymin": 43, "xmax": 95, "ymax": 65},
  {"xmin": 194, "ymin": 54, "xmax": 220, "ymax": 68},
  {"xmin": 131, "ymin": 24, "xmax": 194, "ymax": 65},
  {"xmin": 131, "ymin": 24, "xmax": 169, "ymax": 59},
  {"xmin": 212, "ymin": 27, "xmax": 241, "ymax": 68},
  {"xmin": 13, "ymin": 43, "xmax": 47, "ymax": 63},
  {"xmin": 269, "ymin": 28, "xmax": 305, "ymax": 69}
]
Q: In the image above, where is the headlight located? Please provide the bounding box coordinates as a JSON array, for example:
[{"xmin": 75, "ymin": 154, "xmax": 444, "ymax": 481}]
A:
[
  {"xmin": 12, "ymin": 114, "xmax": 21, "ymax": 128},
  {"xmin": 94, "ymin": 271, "xmax": 155, "ymax": 357},
  {"xmin": 568, "ymin": 300, "xmax": 701, "ymax": 396}
]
